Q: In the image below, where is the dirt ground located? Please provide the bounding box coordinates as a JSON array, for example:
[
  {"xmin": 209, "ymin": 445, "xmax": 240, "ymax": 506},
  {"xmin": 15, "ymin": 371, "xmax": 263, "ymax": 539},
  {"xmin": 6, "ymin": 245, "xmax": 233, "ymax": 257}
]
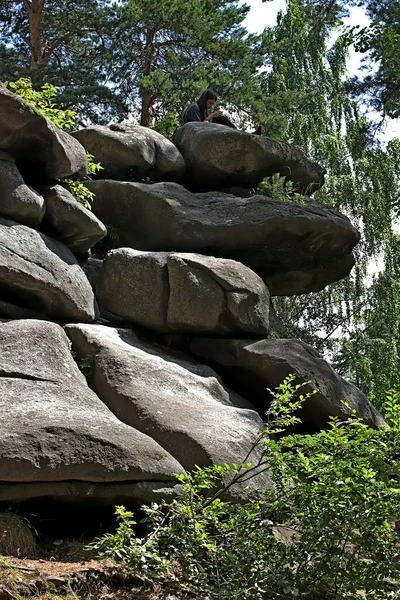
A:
[{"xmin": 0, "ymin": 542, "xmax": 194, "ymax": 600}]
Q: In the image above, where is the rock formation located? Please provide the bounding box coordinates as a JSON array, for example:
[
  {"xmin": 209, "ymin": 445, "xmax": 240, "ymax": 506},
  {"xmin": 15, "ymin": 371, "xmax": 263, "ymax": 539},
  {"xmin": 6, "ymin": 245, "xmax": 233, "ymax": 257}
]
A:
[{"xmin": 0, "ymin": 85, "xmax": 383, "ymax": 507}]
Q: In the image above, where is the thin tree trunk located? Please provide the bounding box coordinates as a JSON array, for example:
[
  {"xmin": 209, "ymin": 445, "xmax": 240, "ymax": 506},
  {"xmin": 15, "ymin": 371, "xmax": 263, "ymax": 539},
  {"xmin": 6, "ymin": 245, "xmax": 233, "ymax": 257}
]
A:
[
  {"xmin": 25, "ymin": 0, "xmax": 46, "ymax": 69},
  {"xmin": 140, "ymin": 25, "xmax": 156, "ymax": 127},
  {"xmin": 140, "ymin": 90, "xmax": 155, "ymax": 127}
]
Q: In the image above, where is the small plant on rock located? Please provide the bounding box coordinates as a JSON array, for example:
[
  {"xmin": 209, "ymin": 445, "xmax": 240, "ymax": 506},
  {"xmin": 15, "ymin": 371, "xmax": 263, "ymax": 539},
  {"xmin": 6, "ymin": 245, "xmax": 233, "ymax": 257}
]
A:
[{"xmin": 258, "ymin": 172, "xmax": 307, "ymax": 204}]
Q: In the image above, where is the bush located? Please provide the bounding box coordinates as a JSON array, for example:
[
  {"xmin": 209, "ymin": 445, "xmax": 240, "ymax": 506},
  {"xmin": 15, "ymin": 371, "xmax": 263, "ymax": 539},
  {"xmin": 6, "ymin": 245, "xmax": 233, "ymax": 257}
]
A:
[{"xmin": 91, "ymin": 377, "xmax": 400, "ymax": 599}]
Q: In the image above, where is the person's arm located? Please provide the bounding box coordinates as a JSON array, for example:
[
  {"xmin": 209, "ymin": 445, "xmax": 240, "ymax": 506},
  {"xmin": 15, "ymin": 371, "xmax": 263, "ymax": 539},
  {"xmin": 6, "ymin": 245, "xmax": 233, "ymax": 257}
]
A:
[{"xmin": 205, "ymin": 110, "xmax": 222, "ymax": 122}]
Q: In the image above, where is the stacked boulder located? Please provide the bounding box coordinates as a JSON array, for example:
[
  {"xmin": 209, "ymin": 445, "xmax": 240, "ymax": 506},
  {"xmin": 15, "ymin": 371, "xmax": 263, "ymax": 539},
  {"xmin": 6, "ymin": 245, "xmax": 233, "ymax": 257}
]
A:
[{"xmin": 0, "ymin": 86, "xmax": 384, "ymax": 507}]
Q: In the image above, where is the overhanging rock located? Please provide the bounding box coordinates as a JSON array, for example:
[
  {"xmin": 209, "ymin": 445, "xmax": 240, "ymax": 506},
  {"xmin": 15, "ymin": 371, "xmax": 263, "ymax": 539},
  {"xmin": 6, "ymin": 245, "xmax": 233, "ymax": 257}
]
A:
[
  {"xmin": 172, "ymin": 122, "xmax": 326, "ymax": 193},
  {"xmin": 190, "ymin": 337, "xmax": 386, "ymax": 430},
  {"xmin": 87, "ymin": 180, "xmax": 361, "ymax": 295}
]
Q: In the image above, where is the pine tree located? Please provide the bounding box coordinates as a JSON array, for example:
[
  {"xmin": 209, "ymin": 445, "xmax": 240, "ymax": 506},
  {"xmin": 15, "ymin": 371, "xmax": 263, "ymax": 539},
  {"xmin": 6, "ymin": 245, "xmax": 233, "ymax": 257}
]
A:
[{"xmin": 0, "ymin": 0, "xmax": 265, "ymax": 127}]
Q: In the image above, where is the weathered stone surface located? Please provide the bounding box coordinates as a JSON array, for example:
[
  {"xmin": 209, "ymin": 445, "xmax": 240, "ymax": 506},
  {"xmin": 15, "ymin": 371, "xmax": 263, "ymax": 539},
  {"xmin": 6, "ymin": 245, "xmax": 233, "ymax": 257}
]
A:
[
  {"xmin": 72, "ymin": 124, "xmax": 185, "ymax": 182},
  {"xmin": 0, "ymin": 150, "xmax": 45, "ymax": 227},
  {"xmin": 0, "ymin": 320, "xmax": 184, "ymax": 485},
  {"xmin": 190, "ymin": 337, "xmax": 386, "ymax": 430},
  {"xmin": 0, "ymin": 218, "xmax": 98, "ymax": 321},
  {"xmin": 172, "ymin": 122, "xmax": 325, "ymax": 193},
  {"xmin": 65, "ymin": 323, "xmax": 272, "ymax": 491},
  {"xmin": 0, "ymin": 86, "xmax": 88, "ymax": 179},
  {"xmin": 80, "ymin": 257, "xmax": 103, "ymax": 289},
  {"xmin": 41, "ymin": 184, "xmax": 107, "ymax": 255},
  {"xmin": 87, "ymin": 180, "xmax": 360, "ymax": 295},
  {"xmin": 96, "ymin": 249, "xmax": 270, "ymax": 335}
]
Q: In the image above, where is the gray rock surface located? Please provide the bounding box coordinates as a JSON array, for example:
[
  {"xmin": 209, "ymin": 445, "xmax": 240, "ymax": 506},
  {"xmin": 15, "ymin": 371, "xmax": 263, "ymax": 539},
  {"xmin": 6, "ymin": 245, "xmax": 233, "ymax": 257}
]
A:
[
  {"xmin": 190, "ymin": 337, "xmax": 386, "ymax": 429},
  {"xmin": 80, "ymin": 257, "xmax": 103, "ymax": 289},
  {"xmin": 72, "ymin": 124, "xmax": 185, "ymax": 182},
  {"xmin": 0, "ymin": 320, "xmax": 184, "ymax": 486},
  {"xmin": 87, "ymin": 180, "xmax": 360, "ymax": 295},
  {"xmin": 0, "ymin": 85, "xmax": 88, "ymax": 179},
  {"xmin": 0, "ymin": 150, "xmax": 45, "ymax": 227},
  {"xmin": 96, "ymin": 249, "xmax": 270, "ymax": 335},
  {"xmin": 41, "ymin": 184, "xmax": 107, "ymax": 255},
  {"xmin": 65, "ymin": 323, "xmax": 272, "ymax": 491},
  {"xmin": 0, "ymin": 218, "xmax": 98, "ymax": 321},
  {"xmin": 173, "ymin": 122, "xmax": 325, "ymax": 193}
]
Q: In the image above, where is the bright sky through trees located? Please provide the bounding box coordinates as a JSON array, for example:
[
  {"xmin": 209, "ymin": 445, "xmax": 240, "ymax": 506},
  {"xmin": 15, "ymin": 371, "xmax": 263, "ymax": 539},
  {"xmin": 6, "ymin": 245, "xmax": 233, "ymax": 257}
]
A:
[{"xmin": 241, "ymin": 0, "xmax": 400, "ymax": 140}]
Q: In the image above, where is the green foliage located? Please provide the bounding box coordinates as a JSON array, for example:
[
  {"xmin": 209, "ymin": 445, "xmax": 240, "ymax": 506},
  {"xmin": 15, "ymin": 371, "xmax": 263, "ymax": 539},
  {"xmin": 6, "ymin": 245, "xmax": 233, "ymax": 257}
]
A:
[
  {"xmin": 6, "ymin": 78, "xmax": 102, "ymax": 209},
  {"xmin": 257, "ymin": 173, "xmax": 308, "ymax": 204},
  {"xmin": 66, "ymin": 153, "xmax": 103, "ymax": 210},
  {"xmin": 0, "ymin": 0, "xmax": 128, "ymax": 124},
  {"xmin": 91, "ymin": 376, "xmax": 400, "ymax": 599},
  {"xmin": 347, "ymin": 0, "xmax": 400, "ymax": 119},
  {"xmin": 0, "ymin": 0, "xmax": 265, "ymax": 127},
  {"xmin": 5, "ymin": 78, "xmax": 76, "ymax": 130},
  {"xmin": 258, "ymin": 0, "xmax": 400, "ymax": 412},
  {"xmin": 152, "ymin": 112, "xmax": 180, "ymax": 138}
]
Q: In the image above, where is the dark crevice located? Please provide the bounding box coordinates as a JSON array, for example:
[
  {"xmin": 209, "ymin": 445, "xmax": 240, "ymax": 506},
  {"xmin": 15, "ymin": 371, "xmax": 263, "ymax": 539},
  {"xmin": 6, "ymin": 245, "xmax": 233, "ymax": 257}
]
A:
[{"xmin": 0, "ymin": 370, "xmax": 54, "ymax": 383}]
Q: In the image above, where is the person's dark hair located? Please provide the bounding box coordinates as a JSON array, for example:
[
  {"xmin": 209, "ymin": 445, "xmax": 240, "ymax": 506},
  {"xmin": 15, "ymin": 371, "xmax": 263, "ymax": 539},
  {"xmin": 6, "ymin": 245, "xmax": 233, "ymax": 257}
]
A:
[{"xmin": 196, "ymin": 89, "xmax": 218, "ymax": 121}]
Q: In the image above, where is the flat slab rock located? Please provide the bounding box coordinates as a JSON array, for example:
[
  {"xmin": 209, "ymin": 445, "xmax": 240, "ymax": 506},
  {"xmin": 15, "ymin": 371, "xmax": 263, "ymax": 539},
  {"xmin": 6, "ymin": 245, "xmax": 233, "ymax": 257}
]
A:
[
  {"xmin": 172, "ymin": 122, "xmax": 325, "ymax": 193},
  {"xmin": 0, "ymin": 218, "xmax": 97, "ymax": 321},
  {"xmin": 65, "ymin": 323, "xmax": 273, "ymax": 491},
  {"xmin": 0, "ymin": 320, "xmax": 183, "ymax": 494},
  {"xmin": 96, "ymin": 249, "xmax": 270, "ymax": 335},
  {"xmin": 0, "ymin": 150, "xmax": 45, "ymax": 227},
  {"xmin": 0, "ymin": 85, "xmax": 87, "ymax": 179},
  {"xmin": 40, "ymin": 184, "xmax": 106, "ymax": 256},
  {"xmin": 72, "ymin": 123, "xmax": 185, "ymax": 182},
  {"xmin": 87, "ymin": 180, "xmax": 361, "ymax": 295},
  {"xmin": 190, "ymin": 337, "xmax": 386, "ymax": 430}
]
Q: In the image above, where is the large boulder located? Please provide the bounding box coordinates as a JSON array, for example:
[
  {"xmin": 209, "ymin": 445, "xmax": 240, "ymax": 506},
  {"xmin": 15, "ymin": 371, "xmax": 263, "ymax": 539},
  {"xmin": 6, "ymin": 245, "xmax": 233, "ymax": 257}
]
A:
[
  {"xmin": 65, "ymin": 323, "xmax": 272, "ymax": 491},
  {"xmin": 87, "ymin": 180, "xmax": 360, "ymax": 295},
  {"xmin": 0, "ymin": 320, "xmax": 184, "ymax": 494},
  {"xmin": 40, "ymin": 184, "xmax": 107, "ymax": 256},
  {"xmin": 0, "ymin": 218, "xmax": 98, "ymax": 321},
  {"xmin": 72, "ymin": 123, "xmax": 185, "ymax": 182},
  {"xmin": 0, "ymin": 85, "xmax": 88, "ymax": 179},
  {"xmin": 190, "ymin": 337, "xmax": 386, "ymax": 430},
  {"xmin": 0, "ymin": 151, "xmax": 45, "ymax": 227},
  {"xmin": 96, "ymin": 249, "xmax": 270, "ymax": 335},
  {"xmin": 172, "ymin": 122, "xmax": 325, "ymax": 193}
]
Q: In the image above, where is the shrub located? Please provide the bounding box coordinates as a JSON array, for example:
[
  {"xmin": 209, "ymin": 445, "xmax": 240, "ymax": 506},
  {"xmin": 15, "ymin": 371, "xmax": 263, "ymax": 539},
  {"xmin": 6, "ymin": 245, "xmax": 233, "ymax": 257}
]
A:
[{"xmin": 91, "ymin": 377, "xmax": 400, "ymax": 599}]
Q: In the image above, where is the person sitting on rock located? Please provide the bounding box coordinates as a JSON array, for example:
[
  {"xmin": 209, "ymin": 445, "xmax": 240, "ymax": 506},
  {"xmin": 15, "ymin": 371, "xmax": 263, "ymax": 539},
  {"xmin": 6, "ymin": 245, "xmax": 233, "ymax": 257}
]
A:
[
  {"xmin": 183, "ymin": 89, "xmax": 237, "ymax": 128},
  {"xmin": 183, "ymin": 88, "xmax": 261, "ymax": 133}
]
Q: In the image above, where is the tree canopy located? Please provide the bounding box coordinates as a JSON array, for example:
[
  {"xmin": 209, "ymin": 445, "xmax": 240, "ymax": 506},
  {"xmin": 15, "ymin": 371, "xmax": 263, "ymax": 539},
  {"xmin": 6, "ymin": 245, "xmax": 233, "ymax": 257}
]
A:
[{"xmin": 0, "ymin": 0, "xmax": 266, "ymax": 126}]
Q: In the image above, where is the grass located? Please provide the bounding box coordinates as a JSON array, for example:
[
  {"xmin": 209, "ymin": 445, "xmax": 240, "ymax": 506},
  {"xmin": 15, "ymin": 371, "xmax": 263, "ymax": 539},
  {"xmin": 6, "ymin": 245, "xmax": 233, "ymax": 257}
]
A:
[{"xmin": 0, "ymin": 512, "xmax": 37, "ymax": 557}]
